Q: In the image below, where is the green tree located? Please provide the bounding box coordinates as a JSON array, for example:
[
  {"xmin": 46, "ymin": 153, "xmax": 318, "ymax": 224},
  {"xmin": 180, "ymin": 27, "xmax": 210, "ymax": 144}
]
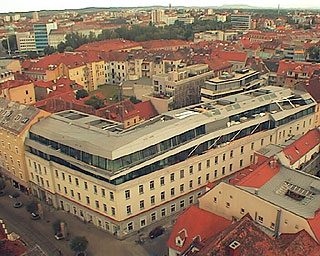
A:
[
  {"xmin": 1, "ymin": 35, "xmax": 18, "ymax": 53},
  {"xmin": 25, "ymin": 51, "xmax": 39, "ymax": 59},
  {"xmin": 76, "ymin": 89, "xmax": 89, "ymax": 100},
  {"xmin": 57, "ymin": 42, "xmax": 66, "ymax": 53},
  {"xmin": 306, "ymin": 46, "xmax": 319, "ymax": 60},
  {"xmin": 70, "ymin": 236, "xmax": 88, "ymax": 253},
  {"xmin": 52, "ymin": 219, "xmax": 62, "ymax": 233},
  {"xmin": 26, "ymin": 201, "xmax": 38, "ymax": 213},
  {"xmin": 129, "ymin": 96, "xmax": 141, "ymax": 104},
  {"xmin": 44, "ymin": 46, "xmax": 56, "ymax": 55},
  {"xmin": 65, "ymin": 46, "xmax": 74, "ymax": 52},
  {"xmin": 84, "ymin": 96, "xmax": 105, "ymax": 109}
]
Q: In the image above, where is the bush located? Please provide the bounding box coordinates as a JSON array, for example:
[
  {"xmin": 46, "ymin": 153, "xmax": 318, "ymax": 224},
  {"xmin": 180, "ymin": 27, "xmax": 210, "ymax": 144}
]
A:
[
  {"xmin": 76, "ymin": 89, "xmax": 89, "ymax": 100},
  {"xmin": 70, "ymin": 236, "xmax": 88, "ymax": 253}
]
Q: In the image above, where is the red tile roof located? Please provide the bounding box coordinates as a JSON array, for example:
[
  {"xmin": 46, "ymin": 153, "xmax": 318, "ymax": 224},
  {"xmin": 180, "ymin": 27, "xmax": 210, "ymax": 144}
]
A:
[
  {"xmin": 167, "ymin": 205, "xmax": 232, "ymax": 253},
  {"xmin": 194, "ymin": 214, "xmax": 320, "ymax": 256},
  {"xmin": 307, "ymin": 210, "xmax": 320, "ymax": 244},
  {"xmin": 282, "ymin": 129, "xmax": 320, "ymax": 165},
  {"xmin": 211, "ymin": 50, "xmax": 248, "ymax": 63},
  {"xmin": 300, "ymin": 75, "xmax": 320, "ymax": 103},
  {"xmin": 0, "ymin": 80, "xmax": 33, "ymax": 90},
  {"xmin": 140, "ymin": 40, "xmax": 191, "ymax": 50},
  {"xmin": 134, "ymin": 100, "xmax": 158, "ymax": 120},
  {"xmin": 235, "ymin": 157, "xmax": 280, "ymax": 188},
  {"xmin": 76, "ymin": 39, "xmax": 140, "ymax": 52},
  {"xmin": 277, "ymin": 60, "xmax": 320, "ymax": 76}
]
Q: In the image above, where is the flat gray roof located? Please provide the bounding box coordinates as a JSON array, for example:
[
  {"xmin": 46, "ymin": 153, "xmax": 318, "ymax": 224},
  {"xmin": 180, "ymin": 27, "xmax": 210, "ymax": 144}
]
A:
[
  {"xmin": 29, "ymin": 86, "xmax": 316, "ymax": 160},
  {"xmin": 239, "ymin": 167, "xmax": 320, "ymax": 218}
]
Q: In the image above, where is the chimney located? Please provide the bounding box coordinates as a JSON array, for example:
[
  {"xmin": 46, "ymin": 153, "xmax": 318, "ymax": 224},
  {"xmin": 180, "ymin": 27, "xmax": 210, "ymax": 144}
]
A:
[{"xmin": 229, "ymin": 241, "xmax": 240, "ymax": 256}]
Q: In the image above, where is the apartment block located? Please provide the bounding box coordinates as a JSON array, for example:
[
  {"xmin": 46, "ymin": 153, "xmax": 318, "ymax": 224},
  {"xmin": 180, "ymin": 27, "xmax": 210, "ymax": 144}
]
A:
[
  {"xmin": 24, "ymin": 86, "xmax": 316, "ymax": 238},
  {"xmin": 201, "ymin": 69, "xmax": 265, "ymax": 101},
  {"xmin": 0, "ymin": 80, "xmax": 36, "ymax": 104},
  {"xmin": 0, "ymin": 98, "xmax": 49, "ymax": 192},
  {"xmin": 231, "ymin": 14, "xmax": 252, "ymax": 30},
  {"xmin": 15, "ymin": 31, "xmax": 37, "ymax": 52},
  {"xmin": 152, "ymin": 64, "xmax": 214, "ymax": 109}
]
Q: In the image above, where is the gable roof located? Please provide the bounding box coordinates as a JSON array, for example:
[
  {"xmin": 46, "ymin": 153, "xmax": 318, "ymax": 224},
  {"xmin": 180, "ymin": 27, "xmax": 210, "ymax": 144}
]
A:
[
  {"xmin": 134, "ymin": 100, "xmax": 158, "ymax": 121},
  {"xmin": 167, "ymin": 205, "xmax": 232, "ymax": 252},
  {"xmin": 282, "ymin": 129, "xmax": 320, "ymax": 165},
  {"xmin": 211, "ymin": 50, "xmax": 248, "ymax": 63}
]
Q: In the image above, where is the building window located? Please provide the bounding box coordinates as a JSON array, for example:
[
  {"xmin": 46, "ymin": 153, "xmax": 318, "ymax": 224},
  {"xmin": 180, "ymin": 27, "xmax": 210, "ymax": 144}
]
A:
[
  {"xmin": 240, "ymin": 208, "xmax": 245, "ymax": 214},
  {"xmin": 198, "ymin": 162, "xmax": 202, "ymax": 171},
  {"xmin": 240, "ymin": 159, "xmax": 243, "ymax": 167},
  {"xmin": 180, "ymin": 169, "xmax": 184, "ymax": 179},
  {"xmin": 189, "ymin": 180, "xmax": 193, "ymax": 189},
  {"xmin": 64, "ymin": 187, "xmax": 67, "ymax": 194},
  {"xmin": 261, "ymin": 139, "xmax": 264, "ymax": 146},
  {"xmin": 170, "ymin": 188, "xmax": 175, "ymax": 196},
  {"xmin": 62, "ymin": 172, "xmax": 65, "ymax": 180},
  {"xmin": 206, "ymin": 159, "xmax": 210, "ymax": 168},
  {"xmin": 269, "ymin": 135, "xmax": 273, "ymax": 142},
  {"xmin": 170, "ymin": 173, "xmax": 175, "ymax": 182},
  {"xmin": 161, "ymin": 208, "xmax": 166, "ymax": 217},
  {"xmin": 68, "ymin": 175, "xmax": 72, "ymax": 184},
  {"xmin": 75, "ymin": 178, "xmax": 79, "ymax": 186},
  {"xmin": 240, "ymin": 146, "xmax": 244, "ymax": 154},
  {"xmin": 151, "ymin": 212, "xmax": 156, "ymax": 222},
  {"xmin": 180, "ymin": 184, "xmax": 184, "ymax": 193},
  {"xmin": 93, "ymin": 185, "xmax": 97, "ymax": 194},
  {"xmin": 126, "ymin": 205, "xmax": 131, "ymax": 215},
  {"xmin": 110, "ymin": 192, "xmax": 114, "ymax": 201},
  {"xmin": 160, "ymin": 177, "xmax": 165, "ymax": 186},
  {"xmin": 160, "ymin": 191, "xmax": 165, "ymax": 201},
  {"xmin": 125, "ymin": 190, "xmax": 130, "ymax": 200},
  {"xmin": 222, "ymin": 153, "xmax": 226, "ymax": 161},
  {"xmin": 180, "ymin": 200, "xmax": 185, "ymax": 209},
  {"xmin": 127, "ymin": 222, "xmax": 133, "ymax": 231},
  {"xmin": 270, "ymin": 222, "xmax": 275, "ymax": 229},
  {"xmin": 198, "ymin": 177, "xmax": 201, "ymax": 185},
  {"xmin": 258, "ymin": 216, "xmax": 264, "ymax": 223},
  {"xmin": 230, "ymin": 150, "xmax": 233, "ymax": 158},
  {"xmin": 95, "ymin": 200, "xmax": 100, "ymax": 209},
  {"xmin": 229, "ymin": 164, "xmax": 233, "ymax": 172},
  {"xmin": 226, "ymin": 202, "xmax": 230, "ymax": 208},
  {"xmin": 77, "ymin": 192, "xmax": 81, "ymax": 201},
  {"xmin": 189, "ymin": 166, "xmax": 193, "ymax": 174},
  {"xmin": 138, "ymin": 185, "xmax": 144, "ymax": 194},
  {"xmin": 46, "ymin": 180, "xmax": 50, "ymax": 188},
  {"xmin": 251, "ymin": 142, "xmax": 254, "ymax": 150},
  {"xmin": 189, "ymin": 196, "xmax": 194, "ymax": 204},
  {"xmin": 140, "ymin": 200, "xmax": 144, "ymax": 210},
  {"xmin": 84, "ymin": 181, "xmax": 88, "ymax": 190},
  {"xmin": 206, "ymin": 173, "xmax": 210, "ymax": 181},
  {"xmin": 214, "ymin": 170, "xmax": 218, "ymax": 178},
  {"xmin": 150, "ymin": 195, "xmax": 155, "ymax": 205},
  {"xmin": 101, "ymin": 188, "xmax": 105, "ymax": 197},
  {"xmin": 222, "ymin": 166, "xmax": 225, "ymax": 175},
  {"xmin": 86, "ymin": 196, "xmax": 90, "ymax": 205},
  {"xmin": 213, "ymin": 197, "xmax": 217, "ymax": 203},
  {"xmin": 103, "ymin": 204, "xmax": 107, "ymax": 213},
  {"xmin": 140, "ymin": 219, "xmax": 146, "ymax": 227},
  {"xmin": 150, "ymin": 180, "xmax": 155, "ymax": 190},
  {"xmin": 170, "ymin": 204, "xmax": 176, "ymax": 213},
  {"xmin": 111, "ymin": 207, "xmax": 116, "ymax": 216},
  {"xmin": 215, "ymin": 156, "xmax": 218, "ymax": 164}
]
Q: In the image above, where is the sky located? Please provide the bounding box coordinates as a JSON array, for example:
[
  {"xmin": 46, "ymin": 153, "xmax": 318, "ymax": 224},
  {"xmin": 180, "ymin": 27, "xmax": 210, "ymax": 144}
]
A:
[{"xmin": 1, "ymin": 0, "xmax": 319, "ymax": 13}]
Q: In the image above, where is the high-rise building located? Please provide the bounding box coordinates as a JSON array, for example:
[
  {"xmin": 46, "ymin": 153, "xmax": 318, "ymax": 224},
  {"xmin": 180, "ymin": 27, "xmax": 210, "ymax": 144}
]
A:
[
  {"xmin": 32, "ymin": 11, "xmax": 39, "ymax": 21},
  {"xmin": 231, "ymin": 14, "xmax": 251, "ymax": 30},
  {"xmin": 33, "ymin": 22, "xmax": 57, "ymax": 51},
  {"xmin": 151, "ymin": 9, "xmax": 165, "ymax": 24},
  {"xmin": 25, "ymin": 86, "xmax": 316, "ymax": 238}
]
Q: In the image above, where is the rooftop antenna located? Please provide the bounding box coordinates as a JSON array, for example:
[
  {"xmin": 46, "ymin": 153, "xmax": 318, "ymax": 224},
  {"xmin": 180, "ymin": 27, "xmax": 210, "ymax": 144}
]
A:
[{"xmin": 277, "ymin": 4, "xmax": 280, "ymax": 16}]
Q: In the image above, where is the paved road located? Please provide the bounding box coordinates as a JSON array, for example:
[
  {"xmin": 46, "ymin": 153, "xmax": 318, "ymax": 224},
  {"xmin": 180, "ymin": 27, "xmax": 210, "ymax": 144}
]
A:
[{"xmin": 0, "ymin": 184, "xmax": 149, "ymax": 256}]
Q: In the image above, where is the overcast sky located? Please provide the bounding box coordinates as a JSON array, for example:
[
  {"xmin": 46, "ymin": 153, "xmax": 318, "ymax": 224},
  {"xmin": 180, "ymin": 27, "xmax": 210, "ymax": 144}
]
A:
[{"xmin": 1, "ymin": 0, "xmax": 319, "ymax": 13}]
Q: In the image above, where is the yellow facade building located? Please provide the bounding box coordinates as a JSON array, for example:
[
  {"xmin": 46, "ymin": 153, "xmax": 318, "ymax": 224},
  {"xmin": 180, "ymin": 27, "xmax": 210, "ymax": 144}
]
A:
[
  {"xmin": 0, "ymin": 80, "xmax": 36, "ymax": 105},
  {"xmin": 0, "ymin": 98, "xmax": 50, "ymax": 192}
]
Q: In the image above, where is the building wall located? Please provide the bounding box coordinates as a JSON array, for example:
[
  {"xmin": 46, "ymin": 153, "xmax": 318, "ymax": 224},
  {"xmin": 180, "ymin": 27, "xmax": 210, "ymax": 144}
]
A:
[
  {"xmin": 24, "ymin": 111, "xmax": 315, "ymax": 237},
  {"xmin": 4, "ymin": 60, "xmax": 22, "ymax": 73},
  {"xmin": 1, "ymin": 82, "xmax": 36, "ymax": 105},
  {"xmin": 0, "ymin": 110, "xmax": 49, "ymax": 191},
  {"xmin": 199, "ymin": 182, "xmax": 316, "ymax": 241}
]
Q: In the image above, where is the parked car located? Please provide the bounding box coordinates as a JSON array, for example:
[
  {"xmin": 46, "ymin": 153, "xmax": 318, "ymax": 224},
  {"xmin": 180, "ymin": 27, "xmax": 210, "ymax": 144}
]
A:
[
  {"xmin": 148, "ymin": 226, "xmax": 164, "ymax": 239},
  {"xmin": 13, "ymin": 202, "xmax": 23, "ymax": 208},
  {"xmin": 31, "ymin": 212, "xmax": 40, "ymax": 220},
  {"xmin": 54, "ymin": 233, "xmax": 64, "ymax": 240}
]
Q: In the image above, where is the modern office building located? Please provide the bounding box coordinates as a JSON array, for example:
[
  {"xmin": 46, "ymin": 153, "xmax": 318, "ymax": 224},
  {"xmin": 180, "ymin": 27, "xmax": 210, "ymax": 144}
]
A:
[
  {"xmin": 231, "ymin": 14, "xmax": 251, "ymax": 30},
  {"xmin": 201, "ymin": 69, "xmax": 265, "ymax": 101},
  {"xmin": 25, "ymin": 86, "xmax": 316, "ymax": 238},
  {"xmin": 33, "ymin": 22, "xmax": 57, "ymax": 51}
]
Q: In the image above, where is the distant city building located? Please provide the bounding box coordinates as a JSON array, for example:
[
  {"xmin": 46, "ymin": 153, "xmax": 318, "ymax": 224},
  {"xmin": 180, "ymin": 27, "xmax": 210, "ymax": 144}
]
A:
[
  {"xmin": 151, "ymin": 9, "xmax": 165, "ymax": 24},
  {"xmin": 231, "ymin": 14, "xmax": 251, "ymax": 30},
  {"xmin": 32, "ymin": 11, "xmax": 39, "ymax": 21},
  {"xmin": 33, "ymin": 22, "xmax": 57, "ymax": 51},
  {"xmin": 16, "ymin": 31, "xmax": 37, "ymax": 52}
]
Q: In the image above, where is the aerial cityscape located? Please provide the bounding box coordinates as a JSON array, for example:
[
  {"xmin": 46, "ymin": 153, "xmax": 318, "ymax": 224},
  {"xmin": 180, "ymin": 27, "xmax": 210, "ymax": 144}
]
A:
[{"xmin": 1, "ymin": 2, "xmax": 320, "ymax": 256}]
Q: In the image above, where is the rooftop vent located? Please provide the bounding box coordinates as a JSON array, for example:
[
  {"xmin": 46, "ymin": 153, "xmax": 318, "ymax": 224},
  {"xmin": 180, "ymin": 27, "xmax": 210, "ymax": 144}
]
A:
[{"xmin": 229, "ymin": 241, "xmax": 240, "ymax": 256}]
